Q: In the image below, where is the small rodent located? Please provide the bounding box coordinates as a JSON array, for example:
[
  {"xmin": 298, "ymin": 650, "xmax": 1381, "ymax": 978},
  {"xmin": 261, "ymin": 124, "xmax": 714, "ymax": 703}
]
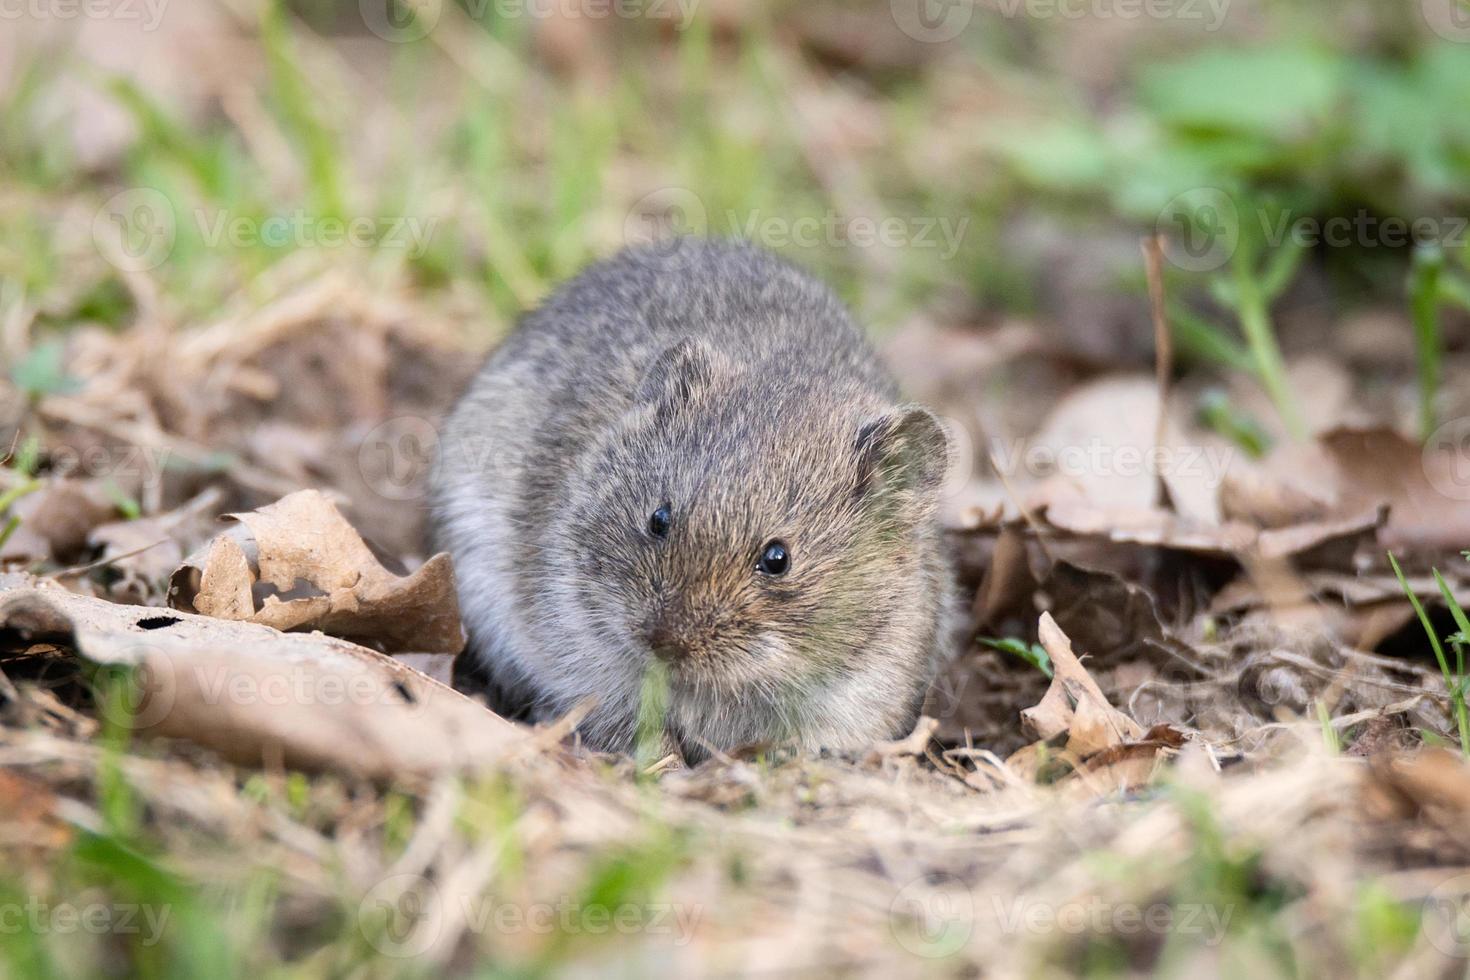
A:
[{"xmin": 432, "ymin": 239, "xmax": 958, "ymax": 760}]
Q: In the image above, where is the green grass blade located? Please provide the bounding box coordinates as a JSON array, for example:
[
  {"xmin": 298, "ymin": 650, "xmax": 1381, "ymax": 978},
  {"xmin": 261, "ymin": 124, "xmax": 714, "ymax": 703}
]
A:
[
  {"xmin": 1391, "ymin": 553, "xmax": 1468, "ymax": 755},
  {"xmin": 1232, "ymin": 244, "xmax": 1305, "ymax": 441}
]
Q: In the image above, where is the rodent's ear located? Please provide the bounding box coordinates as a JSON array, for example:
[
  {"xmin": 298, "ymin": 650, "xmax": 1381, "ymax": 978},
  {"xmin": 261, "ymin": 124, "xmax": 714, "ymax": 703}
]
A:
[
  {"xmin": 853, "ymin": 406, "xmax": 949, "ymax": 504},
  {"xmin": 637, "ymin": 337, "xmax": 726, "ymax": 408}
]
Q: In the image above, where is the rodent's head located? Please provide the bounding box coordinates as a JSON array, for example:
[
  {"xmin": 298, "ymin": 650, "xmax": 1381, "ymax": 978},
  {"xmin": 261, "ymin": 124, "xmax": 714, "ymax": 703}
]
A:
[{"xmin": 553, "ymin": 336, "xmax": 950, "ymax": 727}]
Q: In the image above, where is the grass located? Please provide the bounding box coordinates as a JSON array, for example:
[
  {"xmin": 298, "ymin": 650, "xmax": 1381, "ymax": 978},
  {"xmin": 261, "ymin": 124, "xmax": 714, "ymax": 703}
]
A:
[
  {"xmin": 1226, "ymin": 233, "xmax": 1306, "ymax": 441},
  {"xmin": 980, "ymin": 636, "xmax": 1054, "ymax": 679},
  {"xmin": 1390, "ymin": 552, "xmax": 1470, "ymax": 757},
  {"xmin": 3, "ymin": 2, "xmax": 1470, "ymax": 977}
]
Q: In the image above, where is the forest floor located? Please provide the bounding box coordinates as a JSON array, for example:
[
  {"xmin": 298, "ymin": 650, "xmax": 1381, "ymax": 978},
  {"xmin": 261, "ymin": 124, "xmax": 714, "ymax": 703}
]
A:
[{"xmin": 4, "ymin": 2, "xmax": 1470, "ymax": 977}]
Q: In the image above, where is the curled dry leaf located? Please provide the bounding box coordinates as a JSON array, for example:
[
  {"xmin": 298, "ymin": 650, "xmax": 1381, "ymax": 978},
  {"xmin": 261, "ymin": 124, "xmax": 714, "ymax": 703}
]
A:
[
  {"xmin": 1020, "ymin": 612, "xmax": 1144, "ymax": 756},
  {"xmin": 1, "ymin": 575, "xmax": 526, "ymax": 780},
  {"xmin": 168, "ymin": 490, "xmax": 466, "ymax": 655},
  {"xmin": 1006, "ymin": 613, "xmax": 1196, "ymax": 794}
]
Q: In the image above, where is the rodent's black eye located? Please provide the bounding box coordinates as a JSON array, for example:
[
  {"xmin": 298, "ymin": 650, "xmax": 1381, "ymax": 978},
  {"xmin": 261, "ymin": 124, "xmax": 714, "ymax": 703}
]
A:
[
  {"xmin": 757, "ymin": 539, "xmax": 790, "ymax": 577},
  {"xmin": 647, "ymin": 504, "xmax": 672, "ymax": 539}
]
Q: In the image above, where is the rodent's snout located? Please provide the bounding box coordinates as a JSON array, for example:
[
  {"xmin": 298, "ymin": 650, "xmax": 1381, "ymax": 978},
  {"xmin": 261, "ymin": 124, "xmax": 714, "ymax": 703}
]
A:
[{"xmin": 643, "ymin": 620, "xmax": 690, "ymax": 664}]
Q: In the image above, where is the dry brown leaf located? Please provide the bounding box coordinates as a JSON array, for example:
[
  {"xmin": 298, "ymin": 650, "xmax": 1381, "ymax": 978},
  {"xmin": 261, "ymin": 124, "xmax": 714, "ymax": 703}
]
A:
[
  {"xmin": 1366, "ymin": 749, "xmax": 1470, "ymax": 822},
  {"xmin": 195, "ymin": 534, "xmax": 255, "ymax": 621},
  {"xmin": 1, "ymin": 479, "xmax": 118, "ymax": 565},
  {"xmin": 971, "ymin": 524, "xmax": 1036, "ymax": 628},
  {"xmin": 0, "ymin": 767, "xmax": 71, "ymax": 853},
  {"xmin": 1, "ymin": 575, "xmax": 526, "ymax": 780},
  {"xmin": 169, "ymin": 490, "xmax": 465, "ymax": 655},
  {"xmin": 1319, "ymin": 427, "xmax": 1470, "ymax": 551},
  {"xmin": 1021, "ymin": 612, "xmax": 1145, "ymax": 753},
  {"xmin": 1026, "ymin": 376, "xmax": 1231, "ymax": 524},
  {"xmin": 1219, "ymin": 451, "xmax": 1334, "ymax": 528},
  {"xmin": 1068, "ymin": 725, "xmax": 1188, "ymax": 796}
]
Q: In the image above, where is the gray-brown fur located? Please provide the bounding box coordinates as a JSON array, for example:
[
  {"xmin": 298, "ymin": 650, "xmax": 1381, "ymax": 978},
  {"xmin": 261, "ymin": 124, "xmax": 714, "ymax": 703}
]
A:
[{"xmin": 431, "ymin": 239, "xmax": 958, "ymax": 761}]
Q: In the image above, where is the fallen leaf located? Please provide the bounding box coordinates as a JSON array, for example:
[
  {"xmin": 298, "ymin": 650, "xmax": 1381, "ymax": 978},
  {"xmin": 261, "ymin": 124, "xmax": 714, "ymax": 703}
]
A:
[
  {"xmin": 1366, "ymin": 749, "xmax": 1470, "ymax": 821},
  {"xmin": 1, "ymin": 479, "xmax": 118, "ymax": 564},
  {"xmin": 1, "ymin": 575, "xmax": 527, "ymax": 780},
  {"xmin": 0, "ymin": 768, "xmax": 71, "ymax": 853},
  {"xmin": 84, "ymin": 488, "xmax": 225, "ymax": 602},
  {"xmin": 1319, "ymin": 427, "xmax": 1470, "ymax": 552},
  {"xmin": 1068, "ymin": 724, "xmax": 1189, "ymax": 796},
  {"xmin": 169, "ymin": 490, "xmax": 466, "ymax": 655},
  {"xmin": 1021, "ymin": 612, "xmax": 1144, "ymax": 754}
]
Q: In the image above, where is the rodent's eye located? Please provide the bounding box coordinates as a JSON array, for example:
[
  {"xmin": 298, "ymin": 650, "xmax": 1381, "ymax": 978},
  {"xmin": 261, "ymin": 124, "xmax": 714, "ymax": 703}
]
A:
[
  {"xmin": 647, "ymin": 504, "xmax": 672, "ymax": 539},
  {"xmin": 756, "ymin": 539, "xmax": 790, "ymax": 577}
]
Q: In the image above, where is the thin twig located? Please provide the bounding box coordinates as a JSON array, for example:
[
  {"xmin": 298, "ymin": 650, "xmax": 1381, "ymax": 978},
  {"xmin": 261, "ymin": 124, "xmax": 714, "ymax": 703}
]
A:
[{"xmin": 1140, "ymin": 235, "xmax": 1174, "ymax": 511}]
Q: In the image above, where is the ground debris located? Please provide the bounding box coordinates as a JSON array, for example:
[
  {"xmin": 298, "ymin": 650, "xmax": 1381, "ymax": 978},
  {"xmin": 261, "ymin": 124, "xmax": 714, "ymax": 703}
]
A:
[{"xmin": 168, "ymin": 489, "xmax": 466, "ymax": 656}]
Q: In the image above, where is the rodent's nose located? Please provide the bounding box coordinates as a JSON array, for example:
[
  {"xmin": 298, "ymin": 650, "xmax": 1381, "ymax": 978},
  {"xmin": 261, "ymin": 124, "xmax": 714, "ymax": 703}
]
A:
[{"xmin": 643, "ymin": 621, "xmax": 691, "ymax": 663}]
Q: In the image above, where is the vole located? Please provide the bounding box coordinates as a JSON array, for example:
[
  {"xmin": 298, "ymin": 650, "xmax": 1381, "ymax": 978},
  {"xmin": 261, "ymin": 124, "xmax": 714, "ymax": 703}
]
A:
[{"xmin": 432, "ymin": 239, "xmax": 958, "ymax": 761}]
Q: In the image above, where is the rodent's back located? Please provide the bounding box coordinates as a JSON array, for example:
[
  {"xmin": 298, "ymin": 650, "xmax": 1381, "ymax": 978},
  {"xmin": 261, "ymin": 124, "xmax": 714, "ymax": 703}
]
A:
[
  {"xmin": 478, "ymin": 240, "xmax": 896, "ymax": 434},
  {"xmin": 434, "ymin": 239, "xmax": 956, "ymax": 755}
]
